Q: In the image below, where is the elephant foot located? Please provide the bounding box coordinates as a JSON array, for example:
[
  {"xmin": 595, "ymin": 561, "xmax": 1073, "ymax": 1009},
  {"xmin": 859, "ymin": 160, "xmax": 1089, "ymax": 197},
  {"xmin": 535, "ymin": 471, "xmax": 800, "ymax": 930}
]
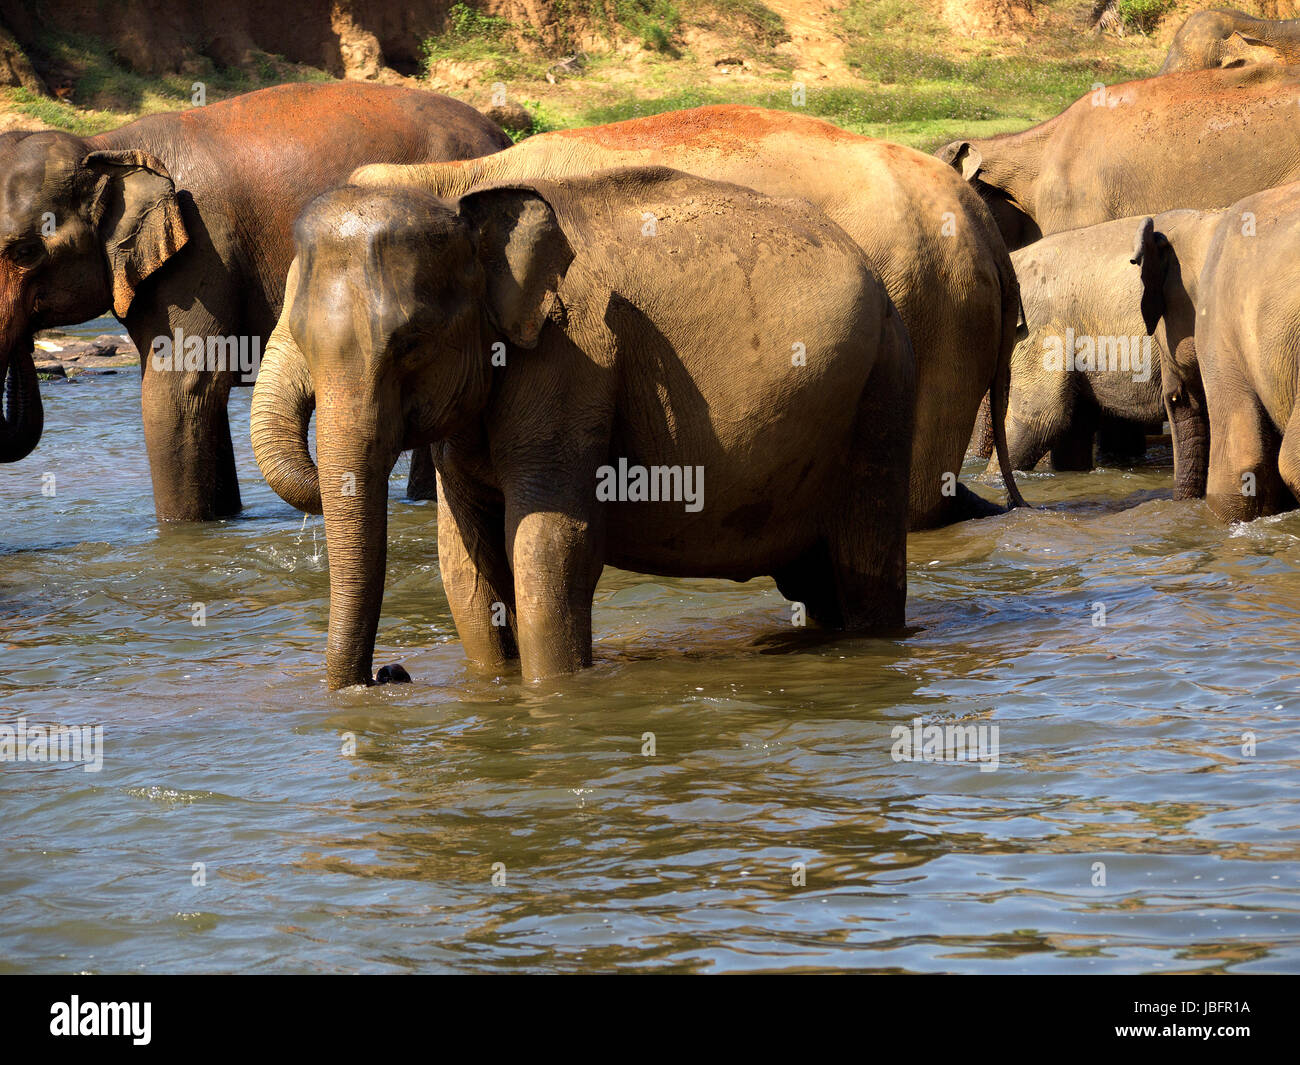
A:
[{"xmin": 376, "ymin": 663, "xmax": 412, "ymax": 684}]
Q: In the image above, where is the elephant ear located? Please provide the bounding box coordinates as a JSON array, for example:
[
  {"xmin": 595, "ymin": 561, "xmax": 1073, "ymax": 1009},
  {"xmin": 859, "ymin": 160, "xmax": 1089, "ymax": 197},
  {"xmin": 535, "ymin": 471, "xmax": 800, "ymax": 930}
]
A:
[
  {"xmin": 84, "ymin": 149, "xmax": 188, "ymax": 318},
  {"xmin": 937, "ymin": 141, "xmax": 983, "ymax": 182},
  {"xmin": 1130, "ymin": 216, "xmax": 1171, "ymax": 336},
  {"xmin": 457, "ymin": 185, "xmax": 574, "ymax": 348},
  {"xmin": 1220, "ymin": 32, "xmax": 1282, "ymax": 68}
]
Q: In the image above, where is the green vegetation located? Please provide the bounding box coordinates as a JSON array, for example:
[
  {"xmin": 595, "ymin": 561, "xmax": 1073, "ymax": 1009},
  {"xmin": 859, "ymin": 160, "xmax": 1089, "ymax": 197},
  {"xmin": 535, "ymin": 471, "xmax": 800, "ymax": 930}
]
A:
[
  {"xmin": 583, "ymin": 1, "xmax": 684, "ymax": 54},
  {"xmin": 502, "ymin": 99, "xmax": 566, "ymax": 141},
  {"xmin": 1113, "ymin": 0, "xmax": 1177, "ymax": 34},
  {"xmin": 710, "ymin": 0, "xmax": 789, "ymax": 47},
  {"xmin": 6, "ymin": 28, "xmax": 328, "ymax": 134},
  {"xmin": 2, "ymin": 0, "xmax": 1176, "ymax": 151},
  {"xmin": 446, "ymin": 1, "xmax": 513, "ymax": 39},
  {"xmin": 419, "ymin": 3, "xmax": 551, "ymax": 80},
  {"xmin": 836, "ymin": 0, "xmax": 1155, "ymax": 146}
]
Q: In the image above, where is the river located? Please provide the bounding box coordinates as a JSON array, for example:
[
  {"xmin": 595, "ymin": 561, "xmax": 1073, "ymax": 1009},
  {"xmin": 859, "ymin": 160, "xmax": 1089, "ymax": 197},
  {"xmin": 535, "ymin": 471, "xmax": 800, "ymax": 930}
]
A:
[{"xmin": 1, "ymin": 330, "xmax": 1298, "ymax": 972}]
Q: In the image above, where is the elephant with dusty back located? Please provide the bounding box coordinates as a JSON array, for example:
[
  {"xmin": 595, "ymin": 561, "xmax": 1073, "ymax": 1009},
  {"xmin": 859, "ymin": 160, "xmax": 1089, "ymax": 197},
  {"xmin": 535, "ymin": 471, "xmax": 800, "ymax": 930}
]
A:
[
  {"xmin": 1151, "ymin": 182, "xmax": 1300, "ymax": 522},
  {"xmin": 978, "ymin": 209, "xmax": 1223, "ymax": 478},
  {"xmin": 937, "ymin": 65, "xmax": 1300, "ymax": 253},
  {"xmin": 356, "ymin": 105, "xmax": 1026, "ymax": 530},
  {"xmin": 251, "ymin": 167, "xmax": 916, "ymax": 689}
]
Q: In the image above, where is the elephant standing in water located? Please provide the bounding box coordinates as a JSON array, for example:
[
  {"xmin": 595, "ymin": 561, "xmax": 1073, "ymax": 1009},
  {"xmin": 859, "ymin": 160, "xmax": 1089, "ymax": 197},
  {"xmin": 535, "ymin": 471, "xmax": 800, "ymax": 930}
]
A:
[
  {"xmin": 357, "ymin": 105, "xmax": 1025, "ymax": 530},
  {"xmin": 0, "ymin": 82, "xmax": 509, "ymax": 520},
  {"xmin": 973, "ymin": 209, "xmax": 1223, "ymax": 476},
  {"xmin": 251, "ymin": 168, "xmax": 916, "ymax": 689},
  {"xmin": 937, "ymin": 65, "xmax": 1300, "ymax": 252},
  {"xmin": 1159, "ymin": 9, "xmax": 1300, "ymax": 74},
  {"xmin": 1164, "ymin": 182, "xmax": 1300, "ymax": 522}
]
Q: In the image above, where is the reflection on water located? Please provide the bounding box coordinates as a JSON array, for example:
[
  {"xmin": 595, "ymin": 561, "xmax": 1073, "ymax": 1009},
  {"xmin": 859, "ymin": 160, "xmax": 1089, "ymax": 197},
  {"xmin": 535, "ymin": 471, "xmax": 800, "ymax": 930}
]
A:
[{"xmin": 1, "ymin": 371, "xmax": 1298, "ymax": 973}]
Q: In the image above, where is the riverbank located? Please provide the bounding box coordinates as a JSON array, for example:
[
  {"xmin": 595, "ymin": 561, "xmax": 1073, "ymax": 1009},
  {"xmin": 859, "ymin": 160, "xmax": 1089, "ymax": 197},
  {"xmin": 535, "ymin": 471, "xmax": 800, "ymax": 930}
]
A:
[{"xmin": 0, "ymin": 1, "xmax": 1228, "ymax": 150}]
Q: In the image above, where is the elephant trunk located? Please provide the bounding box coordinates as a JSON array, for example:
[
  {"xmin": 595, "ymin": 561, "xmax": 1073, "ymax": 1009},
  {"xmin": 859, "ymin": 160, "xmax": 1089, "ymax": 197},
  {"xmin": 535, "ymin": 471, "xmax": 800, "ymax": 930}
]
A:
[
  {"xmin": 0, "ymin": 271, "xmax": 43, "ymax": 462},
  {"xmin": 317, "ymin": 401, "xmax": 396, "ymax": 690},
  {"xmin": 1166, "ymin": 336, "xmax": 1210, "ymax": 500},
  {"xmin": 991, "ymin": 280, "xmax": 1028, "ymax": 509},
  {"xmin": 250, "ymin": 315, "xmax": 322, "ymax": 514},
  {"xmin": 0, "ymin": 338, "xmax": 43, "ymax": 463}
]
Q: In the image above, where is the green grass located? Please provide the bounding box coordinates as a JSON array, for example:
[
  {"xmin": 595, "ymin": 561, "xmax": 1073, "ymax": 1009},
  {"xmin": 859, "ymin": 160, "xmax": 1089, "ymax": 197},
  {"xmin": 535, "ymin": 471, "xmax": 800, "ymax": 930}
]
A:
[
  {"xmin": 6, "ymin": 0, "xmax": 1176, "ymax": 151},
  {"xmin": 10, "ymin": 28, "xmax": 329, "ymax": 134},
  {"xmin": 1114, "ymin": 0, "xmax": 1177, "ymax": 34},
  {"xmin": 835, "ymin": 0, "xmax": 1158, "ymax": 147},
  {"xmin": 419, "ymin": 3, "xmax": 551, "ymax": 81},
  {"xmin": 6, "ymin": 87, "xmax": 115, "ymax": 135},
  {"xmin": 709, "ymin": 0, "xmax": 789, "ymax": 46}
]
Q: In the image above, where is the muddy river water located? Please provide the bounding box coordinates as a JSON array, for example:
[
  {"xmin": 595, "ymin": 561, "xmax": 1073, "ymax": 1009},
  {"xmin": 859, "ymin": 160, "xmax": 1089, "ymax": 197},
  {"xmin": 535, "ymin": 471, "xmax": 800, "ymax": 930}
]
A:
[{"xmin": 2, "ymin": 331, "xmax": 1298, "ymax": 972}]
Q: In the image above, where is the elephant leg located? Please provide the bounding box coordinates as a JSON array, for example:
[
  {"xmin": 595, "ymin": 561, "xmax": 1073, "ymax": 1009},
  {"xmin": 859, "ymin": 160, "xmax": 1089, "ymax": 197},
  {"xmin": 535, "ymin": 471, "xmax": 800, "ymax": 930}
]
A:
[
  {"xmin": 405, "ymin": 445, "xmax": 438, "ymax": 501},
  {"xmin": 436, "ymin": 472, "xmax": 517, "ymax": 669},
  {"xmin": 1049, "ymin": 404, "xmax": 1099, "ymax": 472},
  {"xmin": 1205, "ymin": 389, "xmax": 1288, "ymax": 522},
  {"xmin": 826, "ymin": 332, "xmax": 909, "ymax": 630},
  {"xmin": 140, "ymin": 358, "xmax": 241, "ymax": 522},
  {"xmin": 1096, "ymin": 416, "xmax": 1148, "ymax": 465},
  {"xmin": 506, "ymin": 503, "xmax": 604, "ymax": 681},
  {"xmin": 1275, "ymin": 403, "xmax": 1300, "ymax": 504},
  {"xmin": 902, "ymin": 288, "xmax": 999, "ymax": 530}
]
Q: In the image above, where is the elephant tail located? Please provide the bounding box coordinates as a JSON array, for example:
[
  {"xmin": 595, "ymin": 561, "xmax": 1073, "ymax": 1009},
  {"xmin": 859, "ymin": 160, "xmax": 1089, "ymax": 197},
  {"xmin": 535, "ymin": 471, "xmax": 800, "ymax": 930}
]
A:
[{"xmin": 992, "ymin": 279, "xmax": 1028, "ymax": 510}]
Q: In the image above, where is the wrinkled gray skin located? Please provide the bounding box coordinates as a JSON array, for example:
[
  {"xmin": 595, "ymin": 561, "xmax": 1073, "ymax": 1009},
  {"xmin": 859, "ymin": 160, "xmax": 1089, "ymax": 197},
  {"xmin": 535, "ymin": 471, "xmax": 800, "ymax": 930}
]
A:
[
  {"xmin": 936, "ymin": 65, "xmax": 1300, "ymax": 253},
  {"xmin": 1168, "ymin": 182, "xmax": 1300, "ymax": 522},
  {"xmin": 343, "ymin": 104, "xmax": 1026, "ymax": 530},
  {"xmin": 972, "ymin": 209, "xmax": 1222, "ymax": 474},
  {"xmin": 1159, "ymin": 9, "xmax": 1300, "ymax": 74},
  {"xmin": 251, "ymin": 168, "xmax": 916, "ymax": 689},
  {"xmin": 0, "ymin": 82, "xmax": 508, "ymax": 520}
]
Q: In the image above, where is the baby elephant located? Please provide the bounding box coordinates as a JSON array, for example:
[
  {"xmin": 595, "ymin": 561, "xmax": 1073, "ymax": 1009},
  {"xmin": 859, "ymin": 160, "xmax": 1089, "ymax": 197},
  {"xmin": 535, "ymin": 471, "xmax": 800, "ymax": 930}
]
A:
[
  {"xmin": 982, "ymin": 208, "xmax": 1221, "ymax": 475},
  {"xmin": 251, "ymin": 167, "xmax": 915, "ymax": 688}
]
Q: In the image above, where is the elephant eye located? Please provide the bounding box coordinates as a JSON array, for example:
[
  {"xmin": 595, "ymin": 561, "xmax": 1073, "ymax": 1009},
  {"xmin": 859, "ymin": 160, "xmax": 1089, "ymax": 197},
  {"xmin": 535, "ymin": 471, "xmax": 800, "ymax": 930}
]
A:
[{"xmin": 8, "ymin": 239, "xmax": 46, "ymax": 268}]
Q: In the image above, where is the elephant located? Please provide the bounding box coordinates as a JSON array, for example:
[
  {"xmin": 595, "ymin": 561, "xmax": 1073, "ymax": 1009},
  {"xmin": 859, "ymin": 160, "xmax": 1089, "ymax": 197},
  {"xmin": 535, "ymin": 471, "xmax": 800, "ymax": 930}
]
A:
[
  {"xmin": 0, "ymin": 81, "xmax": 509, "ymax": 520},
  {"xmin": 343, "ymin": 104, "xmax": 1025, "ymax": 531},
  {"xmin": 1159, "ymin": 9, "xmax": 1300, "ymax": 74},
  {"xmin": 1158, "ymin": 181, "xmax": 1300, "ymax": 522},
  {"xmin": 250, "ymin": 167, "xmax": 916, "ymax": 689},
  {"xmin": 936, "ymin": 65, "xmax": 1300, "ymax": 252},
  {"xmin": 971, "ymin": 208, "xmax": 1223, "ymax": 474}
]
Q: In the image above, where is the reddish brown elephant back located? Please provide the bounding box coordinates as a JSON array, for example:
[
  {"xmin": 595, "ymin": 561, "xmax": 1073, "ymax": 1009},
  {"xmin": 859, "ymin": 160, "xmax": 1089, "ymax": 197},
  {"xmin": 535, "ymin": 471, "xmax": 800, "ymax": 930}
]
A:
[{"xmin": 87, "ymin": 82, "xmax": 510, "ymax": 298}]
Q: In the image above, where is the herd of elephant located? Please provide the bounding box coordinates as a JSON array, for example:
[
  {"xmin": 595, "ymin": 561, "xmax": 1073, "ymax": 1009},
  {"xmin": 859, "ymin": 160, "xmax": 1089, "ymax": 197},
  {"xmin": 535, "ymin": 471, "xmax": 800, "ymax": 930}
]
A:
[{"xmin": 3, "ymin": 8, "xmax": 1300, "ymax": 691}]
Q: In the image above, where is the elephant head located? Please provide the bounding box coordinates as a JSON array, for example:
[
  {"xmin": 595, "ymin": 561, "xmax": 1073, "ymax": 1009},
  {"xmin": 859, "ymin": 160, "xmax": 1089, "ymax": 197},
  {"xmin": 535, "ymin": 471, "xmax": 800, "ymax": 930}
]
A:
[
  {"xmin": 1159, "ymin": 11, "xmax": 1294, "ymax": 75},
  {"xmin": 934, "ymin": 140, "xmax": 1042, "ymax": 251},
  {"xmin": 0, "ymin": 131, "xmax": 187, "ymax": 461},
  {"xmin": 1131, "ymin": 212, "xmax": 1214, "ymax": 499},
  {"xmin": 251, "ymin": 183, "xmax": 573, "ymax": 689}
]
